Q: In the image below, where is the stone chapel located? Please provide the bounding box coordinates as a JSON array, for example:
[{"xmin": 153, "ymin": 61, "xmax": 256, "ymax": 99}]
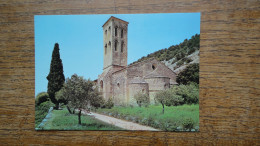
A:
[{"xmin": 97, "ymin": 16, "xmax": 177, "ymax": 106}]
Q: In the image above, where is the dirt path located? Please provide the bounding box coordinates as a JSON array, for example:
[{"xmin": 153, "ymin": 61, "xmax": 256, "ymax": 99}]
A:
[{"xmin": 81, "ymin": 111, "xmax": 159, "ymax": 131}]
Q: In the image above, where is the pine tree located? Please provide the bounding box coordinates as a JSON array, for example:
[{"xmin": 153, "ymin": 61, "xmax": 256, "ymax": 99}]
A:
[{"xmin": 47, "ymin": 43, "xmax": 65, "ymax": 109}]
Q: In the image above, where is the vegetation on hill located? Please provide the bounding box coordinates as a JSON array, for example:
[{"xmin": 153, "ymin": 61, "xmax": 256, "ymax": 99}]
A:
[
  {"xmin": 176, "ymin": 63, "xmax": 199, "ymax": 85},
  {"xmin": 129, "ymin": 34, "xmax": 200, "ymax": 65}
]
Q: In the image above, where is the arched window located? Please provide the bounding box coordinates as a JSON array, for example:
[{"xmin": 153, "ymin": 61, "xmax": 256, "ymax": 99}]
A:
[
  {"xmin": 115, "ymin": 40, "xmax": 118, "ymax": 51},
  {"xmin": 105, "ymin": 44, "xmax": 107, "ymax": 54},
  {"xmin": 121, "ymin": 29, "xmax": 123, "ymax": 38},
  {"xmin": 115, "ymin": 26, "xmax": 118, "ymax": 36},
  {"xmin": 108, "ymin": 41, "xmax": 111, "ymax": 49},
  {"xmin": 100, "ymin": 80, "xmax": 103, "ymax": 90},
  {"xmin": 105, "ymin": 30, "xmax": 107, "ymax": 35},
  {"xmin": 152, "ymin": 64, "xmax": 156, "ymax": 70},
  {"xmin": 117, "ymin": 83, "xmax": 120, "ymax": 88},
  {"xmin": 121, "ymin": 41, "xmax": 124, "ymax": 53}
]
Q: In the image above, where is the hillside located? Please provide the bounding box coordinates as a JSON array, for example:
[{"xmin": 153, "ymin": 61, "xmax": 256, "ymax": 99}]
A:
[{"xmin": 130, "ymin": 34, "xmax": 200, "ymax": 74}]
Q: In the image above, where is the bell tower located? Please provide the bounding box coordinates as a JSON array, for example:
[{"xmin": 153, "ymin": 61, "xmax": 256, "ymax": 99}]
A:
[{"xmin": 102, "ymin": 16, "xmax": 128, "ymax": 71}]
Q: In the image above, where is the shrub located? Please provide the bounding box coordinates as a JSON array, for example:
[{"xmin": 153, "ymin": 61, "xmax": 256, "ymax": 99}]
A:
[
  {"xmin": 185, "ymin": 83, "xmax": 199, "ymax": 104},
  {"xmin": 182, "ymin": 118, "xmax": 195, "ymax": 130},
  {"xmin": 188, "ymin": 47, "xmax": 196, "ymax": 55},
  {"xmin": 35, "ymin": 101, "xmax": 54, "ymax": 127},
  {"xmin": 105, "ymin": 97, "xmax": 114, "ymax": 109},
  {"xmin": 134, "ymin": 92, "xmax": 150, "ymax": 107},
  {"xmin": 170, "ymin": 83, "xmax": 199, "ymax": 105},
  {"xmin": 35, "ymin": 92, "xmax": 49, "ymax": 106},
  {"xmin": 177, "ymin": 59, "xmax": 185, "ymax": 66},
  {"xmin": 166, "ymin": 94, "xmax": 184, "ymax": 106},
  {"xmin": 185, "ymin": 58, "xmax": 192, "ymax": 63}
]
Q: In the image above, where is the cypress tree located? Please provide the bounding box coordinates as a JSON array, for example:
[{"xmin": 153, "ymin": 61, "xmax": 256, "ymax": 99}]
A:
[{"xmin": 47, "ymin": 43, "xmax": 65, "ymax": 109}]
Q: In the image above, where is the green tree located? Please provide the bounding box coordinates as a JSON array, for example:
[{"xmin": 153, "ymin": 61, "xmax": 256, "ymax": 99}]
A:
[
  {"xmin": 89, "ymin": 89, "xmax": 104, "ymax": 111},
  {"xmin": 35, "ymin": 92, "xmax": 49, "ymax": 106},
  {"xmin": 61, "ymin": 74, "xmax": 95, "ymax": 125},
  {"xmin": 176, "ymin": 63, "xmax": 199, "ymax": 85},
  {"xmin": 134, "ymin": 92, "xmax": 150, "ymax": 107},
  {"xmin": 155, "ymin": 90, "xmax": 172, "ymax": 114},
  {"xmin": 55, "ymin": 89, "xmax": 68, "ymax": 105},
  {"xmin": 47, "ymin": 43, "xmax": 65, "ymax": 109}
]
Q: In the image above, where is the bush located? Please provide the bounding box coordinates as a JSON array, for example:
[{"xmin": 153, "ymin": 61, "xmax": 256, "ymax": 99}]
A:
[
  {"xmin": 185, "ymin": 83, "xmax": 199, "ymax": 104},
  {"xmin": 185, "ymin": 58, "xmax": 192, "ymax": 63},
  {"xmin": 35, "ymin": 101, "xmax": 54, "ymax": 127},
  {"xmin": 35, "ymin": 92, "xmax": 49, "ymax": 106},
  {"xmin": 182, "ymin": 118, "xmax": 195, "ymax": 130},
  {"xmin": 166, "ymin": 94, "xmax": 184, "ymax": 106},
  {"xmin": 134, "ymin": 92, "xmax": 150, "ymax": 107},
  {"xmin": 170, "ymin": 83, "xmax": 199, "ymax": 104},
  {"xmin": 177, "ymin": 59, "xmax": 185, "ymax": 66},
  {"xmin": 105, "ymin": 97, "xmax": 114, "ymax": 109}
]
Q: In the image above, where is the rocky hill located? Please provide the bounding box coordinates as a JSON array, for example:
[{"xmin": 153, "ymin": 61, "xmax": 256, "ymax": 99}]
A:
[{"xmin": 130, "ymin": 34, "xmax": 200, "ymax": 74}]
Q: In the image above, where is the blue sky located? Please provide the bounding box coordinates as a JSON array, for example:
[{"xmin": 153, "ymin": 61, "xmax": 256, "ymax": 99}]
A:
[{"xmin": 35, "ymin": 13, "xmax": 200, "ymax": 96}]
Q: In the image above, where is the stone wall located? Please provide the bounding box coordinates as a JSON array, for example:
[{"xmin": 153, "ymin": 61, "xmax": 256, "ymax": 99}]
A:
[
  {"xmin": 111, "ymin": 19, "xmax": 128, "ymax": 67},
  {"xmin": 111, "ymin": 69, "xmax": 127, "ymax": 105},
  {"xmin": 128, "ymin": 83, "xmax": 149, "ymax": 106},
  {"xmin": 98, "ymin": 66, "xmax": 124, "ymax": 101},
  {"xmin": 144, "ymin": 77, "xmax": 170, "ymax": 104},
  {"xmin": 103, "ymin": 20, "xmax": 113, "ymax": 69}
]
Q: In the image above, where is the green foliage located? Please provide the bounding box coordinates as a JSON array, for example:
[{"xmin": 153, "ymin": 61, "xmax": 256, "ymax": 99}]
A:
[
  {"xmin": 155, "ymin": 89, "xmax": 184, "ymax": 110},
  {"xmin": 35, "ymin": 92, "xmax": 49, "ymax": 106},
  {"xmin": 185, "ymin": 58, "xmax": 192, "ymax": 63},
  {"xmin": 60, "ymin": 74, "xmax": 97, "ymax": 124},
  {"xmin": 170, "ymin": 83, "xmax": 199, "ymax": 104},
  {"xmin": 97, "ymin": 104, "xmax": 199, "ymax": 131},
  {"xmin": 134, "ymin": 92, "xmax": 150, "ymax": 107},
  {"xmin": 47, "ymin": 43, "xmax": 65, "ymax": 108},
  {"xmin": 35, "ymin": 101, "xmax": 54, "ymax": 127},
  {"xmin": 39, "ymin": 108, "xmax": 122, "ymax": 130},
  {"xmin": 61, "ymin": 74, "xmax": 94, "ymax": 110},
  {"xmin": 129, "ymin": 34, "xmax": 200, "ymax": 65},
  {"xmin": 182, "ymin": 118, "xmax": 195, "ymax": 130},
  {"xmin": 155, "ymin": 90, "xmax": 171, "ymax": 105},
  {"xmin": 105, "ymin": 97, "xmax": 114, "ymax": 109},
  {"xmin": 176, "ymin": 63, "xmax": 199, "ymax": 85},
  {"xmin": 155, "ymin": 82, "xmax": 199, "ymax": 108},
  {"xmin": 90, "ymin": 90, "xmax": 105, "ymax": 110},
  {"xmin": 55, "ymin": 89, "xmax": 68, "ymax": 105}
]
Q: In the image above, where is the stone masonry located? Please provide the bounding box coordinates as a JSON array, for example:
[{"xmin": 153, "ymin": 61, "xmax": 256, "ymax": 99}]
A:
[{"xmin": 98, "ymin": 16, "xmax": 177, "ymax": 106}]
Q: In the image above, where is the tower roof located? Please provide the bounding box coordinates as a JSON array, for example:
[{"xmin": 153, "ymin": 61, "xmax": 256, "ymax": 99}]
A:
[{"xmin": 102, "ymin": 16, "xmax": 129, "ymax": 27}]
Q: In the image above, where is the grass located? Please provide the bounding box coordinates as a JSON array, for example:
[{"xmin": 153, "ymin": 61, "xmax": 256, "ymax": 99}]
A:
[
  {"xmin": 96, "ymin": 104, "xmax": 199, "ymax": 131},
  {"xmin": 39, "ymin": 108, "xmax": 123, "ymax": 130}
]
